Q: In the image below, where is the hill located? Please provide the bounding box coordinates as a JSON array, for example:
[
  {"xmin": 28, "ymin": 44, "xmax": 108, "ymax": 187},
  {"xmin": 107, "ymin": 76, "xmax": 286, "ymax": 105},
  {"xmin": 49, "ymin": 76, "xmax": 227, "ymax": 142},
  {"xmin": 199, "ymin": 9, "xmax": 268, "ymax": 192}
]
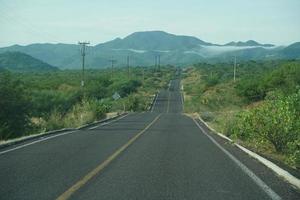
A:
[
  {"xmin": 0, "ymin": 31, "xmax": 298, "ymax": 68},
  {"xmin": 96, "ymin": 31, "xmax": 213, "ymax": 50},
  {"xmin": 0, "ymin": 51, "xmax": 58, "ymax": 72},
  {"xmin": 0, "ymin": 43, "xmax": 79, "ymax": 68},
  {"xmin": 280, "ymin": 42, "xmax": 300, "ymax": 59},
  {"xmin": 224, "ymin": 40, "xmax": 274, "ymax": 47}
]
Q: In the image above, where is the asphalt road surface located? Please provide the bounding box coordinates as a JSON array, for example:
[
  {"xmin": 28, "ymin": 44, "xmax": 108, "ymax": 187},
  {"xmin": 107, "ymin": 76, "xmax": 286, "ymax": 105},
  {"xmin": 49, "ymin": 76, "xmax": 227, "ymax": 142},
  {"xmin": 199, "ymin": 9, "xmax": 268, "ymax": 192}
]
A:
[{"xmin": 0, "ymin": 79, "xmax": 299, "ymax": 200}]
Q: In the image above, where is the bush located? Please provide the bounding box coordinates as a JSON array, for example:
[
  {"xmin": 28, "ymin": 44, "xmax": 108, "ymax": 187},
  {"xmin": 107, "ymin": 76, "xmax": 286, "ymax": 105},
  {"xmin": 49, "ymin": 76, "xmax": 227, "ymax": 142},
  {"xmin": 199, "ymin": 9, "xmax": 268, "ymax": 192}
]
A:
[
  {"xmin": 0, "ymin": 71, "xmax": 31, "ymax": 139},
  {"xmin": 126, "ymin": 95, "xmax": 141, "ymax": 111},
  {"xmin": 236, "ymin": 78, "xmax": 265, "ymax": 102},
  {"xmin": 63, "ymin": 99, "xmax": 111, "ymax": 128},
  {"xmin": 90, "ymin": 99, "xmax": 111, "ymax": 119},
  {"xmin": 235, "ymin": 61, "xmax": 300, "ymax": 103},
  {"xmin": 200, "ymin": 112, "xmax": 215, "ymax": 122},
  {"xmin": 117, "ymin": 80, "xmax": 142, "ymax": 97},
  {"xmin": 205, "ymin": 74, "xmax": 220, "ymax": 87},
  {"xmin": 30, "ymin": 90, "xmax": 80, "ymax": 117},
  {"xmin": 287, "ymin": 138, "xmax": 300, "ymax": 168},
  {"xmin": 227, "ymin": 111, "xmax": 255, "ymax": 140},
  {"xmin": 43, "ymin": 109, "xmax": 64, "ymax": 131},
  {"xmin": 0, "ymin": 67, "xmax": 170, "ymax": 140},
  {"xmin": 230, "ymin": 90, "xmax": 300, "ymax": 154},
  {"xmin": 41, "ymin": 99, "xmax": 111, "ymax": 131}
]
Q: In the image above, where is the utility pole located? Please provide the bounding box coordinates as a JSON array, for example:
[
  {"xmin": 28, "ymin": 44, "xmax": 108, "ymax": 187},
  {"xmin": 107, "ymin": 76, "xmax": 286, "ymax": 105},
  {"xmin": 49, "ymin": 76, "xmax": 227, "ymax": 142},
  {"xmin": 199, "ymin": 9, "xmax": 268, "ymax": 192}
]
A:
[
  {"xmin": 78, "ymin": 41, "xmax": 90, "ymax": 88},
  {"xmin": 158, "ymin": 55, "xmax": 161, "ymax": 71},
  {"xmin": 234, "ymin": 56, "xmax": 237, "ymax": 82},
  {"xmin": 109, "ymin": 57, "xmax": 116, "ymax": 78},
  {"xmin": 142, "ymin": 67, "xmax": 145, "ymax": 83},
  {"xmin": 127, "ymin": 55, "xmax": 130, "ymax": 79},
  {"xmin": 155, "ymin": 55, "xmax": 157, "ymax": 69}
]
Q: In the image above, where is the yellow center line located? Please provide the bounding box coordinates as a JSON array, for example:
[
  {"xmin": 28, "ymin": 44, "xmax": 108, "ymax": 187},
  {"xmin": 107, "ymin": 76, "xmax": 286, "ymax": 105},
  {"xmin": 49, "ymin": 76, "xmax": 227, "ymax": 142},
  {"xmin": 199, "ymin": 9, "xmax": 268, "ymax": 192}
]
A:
[{"xmin": 56, "ymin": 114, "xmax": 161, "ymax": 200}]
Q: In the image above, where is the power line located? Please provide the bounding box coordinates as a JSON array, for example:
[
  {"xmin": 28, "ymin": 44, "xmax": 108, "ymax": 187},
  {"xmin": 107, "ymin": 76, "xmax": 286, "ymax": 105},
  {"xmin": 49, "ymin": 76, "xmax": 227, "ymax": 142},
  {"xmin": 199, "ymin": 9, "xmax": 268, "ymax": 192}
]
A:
[{"xmin": 0, "ymin": 2, "xmax": 64, "ymax": 43}]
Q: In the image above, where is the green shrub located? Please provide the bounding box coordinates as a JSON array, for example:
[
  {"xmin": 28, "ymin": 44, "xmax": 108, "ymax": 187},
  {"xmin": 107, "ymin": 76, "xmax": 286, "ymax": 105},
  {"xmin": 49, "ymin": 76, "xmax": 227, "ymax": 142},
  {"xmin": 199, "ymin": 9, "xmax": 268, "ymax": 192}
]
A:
[
  {"xmin": 200, "ymin": 112, "xmax": 215, "ymax": 122},
  {"xmin": 287, "ymin": 138, "xmax": 300, "ymax": 168},
  {"xmin": 0, "ymin": 71, "xmax": 31, "ymax": 139},
  {"xmin": 90, "ymin": 99, "xmax": 111, "ymax": 119},
  {"xmin": 126, "ymin": 95, "xmax": 141, "ymax": 111},
  {"xmin": 119, "ymin": 80, "xmax": 142, "ymax": 97},
  {"xmin": 230, "ymin": 91, "xmax": 299, "ymax": 153},
  {"xmin": 63, "ymin": 99, "xmax": 110, "ymax": 128},
  {"xmin": 235, "ymin": 61, "xmax": 300, "ymax": 103},
  {"xmin": 236, "ymin": 78, "xmax": 265, "ymax": 102},
  {"xmin": 0, "ymin": 67, "xmax": 171, "ymax": 140},
  {"xmin": 44, "ymin": 109, "xmax": 64, "ymax": 131}
]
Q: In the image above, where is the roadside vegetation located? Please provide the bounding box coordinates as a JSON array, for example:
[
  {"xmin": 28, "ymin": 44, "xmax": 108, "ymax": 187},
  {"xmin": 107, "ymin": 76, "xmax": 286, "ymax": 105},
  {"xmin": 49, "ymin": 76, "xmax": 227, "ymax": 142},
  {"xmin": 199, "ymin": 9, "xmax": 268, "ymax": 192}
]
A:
[
  {"xmin": 0, "ymin": 66, "xmax": 174, "ymax": 141},
  {"xmin": 182, "ymin": 60, "xmax": 300, "ymax": 169}
]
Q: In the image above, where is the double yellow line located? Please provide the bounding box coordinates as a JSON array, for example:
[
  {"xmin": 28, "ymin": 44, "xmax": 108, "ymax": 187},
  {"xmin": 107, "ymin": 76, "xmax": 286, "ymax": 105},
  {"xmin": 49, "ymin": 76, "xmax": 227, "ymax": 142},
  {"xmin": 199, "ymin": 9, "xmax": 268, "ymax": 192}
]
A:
[{"xmin": 56, "ymin": 114, "xmax": 161, "ymax": 200}]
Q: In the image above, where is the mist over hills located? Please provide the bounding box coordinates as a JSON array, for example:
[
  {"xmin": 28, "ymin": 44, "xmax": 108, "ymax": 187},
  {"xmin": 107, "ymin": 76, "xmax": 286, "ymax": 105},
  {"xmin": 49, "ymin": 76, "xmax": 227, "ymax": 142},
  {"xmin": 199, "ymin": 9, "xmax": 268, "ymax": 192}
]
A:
[{"xmin": 0, "ymin": 31, "xmax": 299, "ymax": 69}]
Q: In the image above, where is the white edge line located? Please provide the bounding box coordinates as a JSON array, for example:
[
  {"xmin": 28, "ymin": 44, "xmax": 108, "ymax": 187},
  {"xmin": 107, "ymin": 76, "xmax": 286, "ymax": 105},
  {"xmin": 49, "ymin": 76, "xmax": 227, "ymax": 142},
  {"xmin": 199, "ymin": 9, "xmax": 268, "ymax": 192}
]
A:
[
  {"xmin": 198, "ymin": 116, "xmax": 233, "ymax": 142},
  {"xmin": 167, "ymin": 91, "xmax": 170, "ymax": 114},
  {"xmin": 192, "ymin": 118, "xmax": 282, "ymax": 200},
  {"xmin": 89, "ymin": 113, "xmax": 130, "ymax": 130},
  {"xmin": 180, "ymin": 92, "xmax": 184, "ymax": 111},
  {"xmin": 151, "ymin": 93, "xmax": 158, "ymax": 112},
  {"xmin": 198, "ymin": 116, "xmax": 300, "ymax": 190},
  {"xmin": 0, "ymin": 114, "xmax": 130, "ymax": 155},
  {"xmin": 166, "ymin": 80, "xmax": 172, "ymax": 114},
  {"xmin": 180, "ymin": 82, "xmax": 184, "ymax": 111},
  {"xmin": 0, "ymin": 128, "xmax": 74, "ymax": 146},
  {"xmin": 89, "ymin": 123, "xmax": 108, "ymax": 130},
  {"xmin": 236, "ymin": 144, "xmax": 300, "ymax": 189},
  {"xmin": 0, "ymin": 130, "xmax": 77, "ymax": 155}
]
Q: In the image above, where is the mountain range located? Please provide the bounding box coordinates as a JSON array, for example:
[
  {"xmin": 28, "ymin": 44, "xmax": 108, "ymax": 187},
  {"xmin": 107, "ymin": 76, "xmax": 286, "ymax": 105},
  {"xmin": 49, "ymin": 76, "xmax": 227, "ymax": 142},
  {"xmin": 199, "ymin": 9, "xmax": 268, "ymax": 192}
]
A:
[
  {"xmin": 0, "ymin": 51, "xmax": 58, "ymax": 72},
  {"xmin": 0, "ymin": 31, "xmax": 299, "ymax": 69}
]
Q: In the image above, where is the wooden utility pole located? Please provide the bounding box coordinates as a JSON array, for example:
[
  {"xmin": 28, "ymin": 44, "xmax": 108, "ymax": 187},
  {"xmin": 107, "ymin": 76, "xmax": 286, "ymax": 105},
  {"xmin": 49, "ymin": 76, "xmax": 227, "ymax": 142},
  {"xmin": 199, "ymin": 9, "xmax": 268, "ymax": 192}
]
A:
[
  {"xmin": 109, "ymin": 57, "xmax": 116, "ymax": 78},
  {"xmin": 234, "ymin": 56, "xmax": 237, "ymax": 82},
  {"xmin": 158, "ymin": 55, "xmax": 160, "ymax": 71},
  {"xmin": 78, "ymin": 41, "xmax": 90, "ymax": 87},
  {"xmin": 127, "ymin": 55, "xmax": 130, "ymax": 79},
  {"xmin": 142, "ymin": 67, "xmax": 145, "ymax": 83}
]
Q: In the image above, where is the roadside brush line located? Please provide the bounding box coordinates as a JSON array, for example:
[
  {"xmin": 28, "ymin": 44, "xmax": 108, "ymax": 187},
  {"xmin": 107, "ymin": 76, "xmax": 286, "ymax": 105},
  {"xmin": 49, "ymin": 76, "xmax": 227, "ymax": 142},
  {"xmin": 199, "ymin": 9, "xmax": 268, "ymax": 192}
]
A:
[
  {"xmin": 0, "ymin": 113, "xmax": 128, "ymax": 150},
  {"xmin": 197, "ymin": 115, "xmax": 300, "ymax": 190}
]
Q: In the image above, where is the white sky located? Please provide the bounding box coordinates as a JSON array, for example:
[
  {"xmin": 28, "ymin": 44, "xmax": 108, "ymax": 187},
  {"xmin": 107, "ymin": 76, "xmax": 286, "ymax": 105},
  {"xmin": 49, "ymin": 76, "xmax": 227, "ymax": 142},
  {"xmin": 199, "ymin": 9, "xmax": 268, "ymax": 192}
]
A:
[{"xmin": 0, "ymin": 0, "xmax": 299, "ymax": 47}]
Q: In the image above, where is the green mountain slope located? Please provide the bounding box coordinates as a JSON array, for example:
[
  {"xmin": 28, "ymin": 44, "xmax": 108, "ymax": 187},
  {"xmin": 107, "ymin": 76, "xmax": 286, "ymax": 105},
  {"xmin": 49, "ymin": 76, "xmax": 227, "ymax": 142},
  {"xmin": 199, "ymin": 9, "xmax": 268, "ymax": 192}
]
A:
[
  {"xmin": 0, "ymin": 51, "xmax": 58, "ymax": 72},
  {"xmin": 0, "ymin": 31, "xmax": 298, "ymax": 69},
  {"xmin": 224, "ymin": 40, "xmax": 274, "ymax": 47},
  {"xmin": 96, "ymin": 31, "xmax": 213, "ymax": 50},
  {"xmin": 280, "ymin": 42, "xmax": 300, "ymax": 59}
]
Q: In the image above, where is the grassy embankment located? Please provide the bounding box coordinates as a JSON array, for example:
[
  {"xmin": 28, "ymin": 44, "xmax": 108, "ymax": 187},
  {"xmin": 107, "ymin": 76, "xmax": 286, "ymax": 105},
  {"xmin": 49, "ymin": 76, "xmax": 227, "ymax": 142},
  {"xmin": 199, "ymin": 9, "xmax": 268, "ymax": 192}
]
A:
[
  {"xmin": 182, "ymin": 61, "xmax": 300, "ymax": 169},
  {"xmin": 0, "ymin": 66, "xmax": 175, "ymax": 141}
]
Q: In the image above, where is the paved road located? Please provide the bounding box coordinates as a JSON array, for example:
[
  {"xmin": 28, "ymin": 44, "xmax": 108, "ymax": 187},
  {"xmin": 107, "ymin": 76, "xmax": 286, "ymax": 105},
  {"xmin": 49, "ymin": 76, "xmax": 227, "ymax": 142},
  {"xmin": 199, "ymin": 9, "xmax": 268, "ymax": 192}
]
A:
[{"xmin": 0, "ymin": 79, "xmax": 299, "ymax": 200}]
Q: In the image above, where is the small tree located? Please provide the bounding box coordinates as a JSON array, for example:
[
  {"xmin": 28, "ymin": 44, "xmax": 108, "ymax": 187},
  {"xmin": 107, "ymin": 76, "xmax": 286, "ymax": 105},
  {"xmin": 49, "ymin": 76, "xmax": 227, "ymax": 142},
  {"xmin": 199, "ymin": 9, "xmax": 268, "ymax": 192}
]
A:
[{"xmin": 0, "ymin": 71, "xmax": 31, "ymax": 139}]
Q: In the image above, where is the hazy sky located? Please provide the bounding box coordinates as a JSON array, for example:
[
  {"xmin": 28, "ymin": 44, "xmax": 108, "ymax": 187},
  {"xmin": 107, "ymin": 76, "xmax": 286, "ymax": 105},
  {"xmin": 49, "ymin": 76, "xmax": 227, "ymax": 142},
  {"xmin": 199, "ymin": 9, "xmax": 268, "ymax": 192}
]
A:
[{"xmin": 0, "ymin": 0, "xmax": 299, "ymax": 47}]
